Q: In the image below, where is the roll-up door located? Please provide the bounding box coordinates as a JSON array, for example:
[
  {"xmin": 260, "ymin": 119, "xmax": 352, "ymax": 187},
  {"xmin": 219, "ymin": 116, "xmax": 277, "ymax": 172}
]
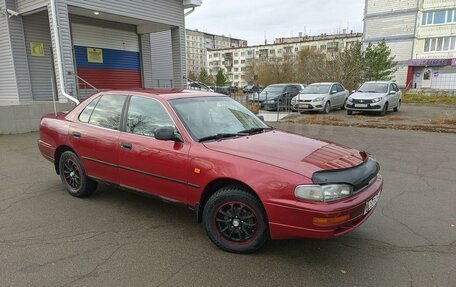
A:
[{"xmin": 72, "ymin": 23, "xmax": 141, "ymax": 90}]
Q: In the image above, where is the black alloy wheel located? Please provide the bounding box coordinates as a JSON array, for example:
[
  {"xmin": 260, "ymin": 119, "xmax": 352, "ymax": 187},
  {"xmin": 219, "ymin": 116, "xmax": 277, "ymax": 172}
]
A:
[
  {"xmin": 203, "ymin": 186, "xmax": 269, "ymax": 253},
  {"xmin": 59, "ymin": 151, "xmax": 97, "ymax": 198}
]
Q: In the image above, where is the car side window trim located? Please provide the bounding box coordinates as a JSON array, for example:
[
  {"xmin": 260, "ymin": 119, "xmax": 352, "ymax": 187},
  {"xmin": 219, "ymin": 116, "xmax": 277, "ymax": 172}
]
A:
[
  {"xmin": 78, "ymin": 96, "xmax": 101, "ymax": 123},
  {"xmin": 78, "ymin": 94, "xmax": 128, "ymax": 132}
]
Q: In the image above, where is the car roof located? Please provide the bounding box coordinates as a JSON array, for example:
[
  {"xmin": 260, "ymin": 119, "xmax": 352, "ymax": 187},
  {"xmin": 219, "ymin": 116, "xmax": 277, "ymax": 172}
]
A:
[
  {"xmin": 309, "ymin": 82, "xmax": 336, "ymax": 85},
  {"xmin": 364, "ymin": 81, "xmax": 392, "ymax": 84},
  {"xmin": 95, "ymin": 89, "xmax": 226, "ymax": 100}
]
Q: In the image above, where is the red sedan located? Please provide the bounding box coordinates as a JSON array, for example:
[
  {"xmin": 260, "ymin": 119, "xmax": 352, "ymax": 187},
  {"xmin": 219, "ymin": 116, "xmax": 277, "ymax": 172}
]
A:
[{"xmin": 38, "ymin": 90, "xmax": 382, "ymax": 253}]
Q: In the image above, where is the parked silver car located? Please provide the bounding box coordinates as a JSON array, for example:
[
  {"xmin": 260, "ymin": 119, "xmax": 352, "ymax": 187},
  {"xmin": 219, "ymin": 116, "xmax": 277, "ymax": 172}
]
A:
[
  {"xmin": 291, "ymin": 82, "xmax": 348, "ymax": 114},
  {"xmin": 345, "ymin": 81, "xmax": 401, "ymax": 116}
]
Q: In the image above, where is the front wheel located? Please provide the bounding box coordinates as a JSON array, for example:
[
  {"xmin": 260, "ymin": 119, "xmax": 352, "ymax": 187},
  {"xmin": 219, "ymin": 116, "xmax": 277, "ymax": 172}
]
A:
[
  {"xmin": 380, "ymin": 102, "xmax": 388, "ymax": 116},
  {"xmin": 347, "ymin": 110, "xmax": 353, "ymax": 115},
  {"xmin": 341, "ymin": 98, "xmax": 347, "ymax": 110},
  {"xmin": 59, "ymin": 151, "xmax": 97, "ymax": 198},
  {"xmin": 322, "ymin": 101, "xmax": 331, "ymax": 114},
  {"xmin": 203, "ymin": 187, "xmax": 269, "ymax": 254}
]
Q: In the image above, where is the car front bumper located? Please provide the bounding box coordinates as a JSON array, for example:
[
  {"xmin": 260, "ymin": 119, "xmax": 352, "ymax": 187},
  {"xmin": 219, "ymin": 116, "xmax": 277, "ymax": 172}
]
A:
[
  {"xmin": 345, "ymin": 102, "xmax": 383, "ymax": 111},
  {"xmin": 292, "ymin": 102, "xmax": 324, "ymax": 111},
  {"xmin": 266, "ymin": 174, "xmax": 383, "ymax": 240}
]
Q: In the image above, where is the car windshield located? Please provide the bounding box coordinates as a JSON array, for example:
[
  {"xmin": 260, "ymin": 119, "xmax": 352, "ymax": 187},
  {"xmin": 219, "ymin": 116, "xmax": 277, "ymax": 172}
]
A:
[
  {"xmin": 169, "ymin": 96, "xmax": 270, "ymax": 141},
  {"xmin": 358, "ymin": 83, "xmax": 388, "ymax": 93},
  {"xmin": 300, "ymin": 85, "xmax": 331, "ymax": 94},
  {"xmin": 262, "ymin": 85, "xmax": 285, "ymax": 95}
]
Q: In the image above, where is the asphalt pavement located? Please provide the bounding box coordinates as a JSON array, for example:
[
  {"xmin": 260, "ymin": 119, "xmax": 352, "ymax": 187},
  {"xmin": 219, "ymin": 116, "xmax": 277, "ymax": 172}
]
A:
[{"xmin": 0, "ymin": 126, "xmax": 455, "ymax": 287}]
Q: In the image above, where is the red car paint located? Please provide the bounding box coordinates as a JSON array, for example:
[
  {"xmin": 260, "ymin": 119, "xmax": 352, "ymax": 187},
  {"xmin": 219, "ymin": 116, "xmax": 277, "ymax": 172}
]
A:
[{"xmin": 38, "ymin": 90, "xmax": 382, "ymax": 240}]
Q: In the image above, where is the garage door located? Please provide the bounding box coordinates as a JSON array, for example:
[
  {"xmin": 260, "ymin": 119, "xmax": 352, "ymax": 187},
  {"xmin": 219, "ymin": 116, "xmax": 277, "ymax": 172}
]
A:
[{"xmin": 72, "ymin": 23, "xmax": 141, "ymax": 90}]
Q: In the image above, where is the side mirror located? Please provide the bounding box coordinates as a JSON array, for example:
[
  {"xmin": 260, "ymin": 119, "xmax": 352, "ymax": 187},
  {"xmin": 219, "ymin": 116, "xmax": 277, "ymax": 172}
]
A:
[
  {"xmin": 331, "ymin": 90, "xmax": 337, "ymax": 95},
  {"xmin": 389, "ymin": 90, "xmax": 396, "ymax": 95},
  {"xmin": 257, "ymin": 115, "xmax": 265, "ymax": 122},
  {"xmin": 155, "ymin": 126, "xmax": 183, "ymax": 142},
  {"xmin": 352, "ymin": 90, "xmax": 356, "ymax": 93}
]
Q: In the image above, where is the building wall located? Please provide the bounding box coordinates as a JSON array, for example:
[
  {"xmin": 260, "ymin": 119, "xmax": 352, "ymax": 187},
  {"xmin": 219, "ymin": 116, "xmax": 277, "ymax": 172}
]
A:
[
  {"xmin": 364, "ymin": 14, "xmax": 416, "ymax": 39},
  {"xmin": 366, "ymin": 0, "xmax": 417, "ymax": 14}
]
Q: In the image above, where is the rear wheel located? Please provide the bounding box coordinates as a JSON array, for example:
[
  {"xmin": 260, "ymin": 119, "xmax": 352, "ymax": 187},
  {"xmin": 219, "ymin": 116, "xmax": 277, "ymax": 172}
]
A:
[
  {"xmin": 203, "ymin": 186, "xmax": 269, "ymax": 254},
  {"xmin": 59, "ymin": 151, "xmax": 97, "ymax": 198},
  {"xmin": 322, "ymin": 101, "xmax": 331, "ymax": 114}
]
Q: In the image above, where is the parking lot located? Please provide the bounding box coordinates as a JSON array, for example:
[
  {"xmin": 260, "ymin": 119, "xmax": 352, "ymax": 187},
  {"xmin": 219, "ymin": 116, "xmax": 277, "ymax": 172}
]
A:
[{"xmin": 1, "ymin": 125, "xmax": 455, "ymax": 287}]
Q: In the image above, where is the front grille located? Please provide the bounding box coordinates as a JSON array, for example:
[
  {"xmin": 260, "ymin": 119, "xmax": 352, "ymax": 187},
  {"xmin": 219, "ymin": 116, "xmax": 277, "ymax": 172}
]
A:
[
  {"xmin": 297, "ymin": 99, "xmax": 312, "ymax": 103},
  {"xmin": 352, "ymin": 99, "xmax": 373, "ymax": 104}
]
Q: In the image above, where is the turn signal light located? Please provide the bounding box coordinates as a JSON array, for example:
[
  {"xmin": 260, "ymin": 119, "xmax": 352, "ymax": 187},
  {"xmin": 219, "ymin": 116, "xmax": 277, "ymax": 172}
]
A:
[{"xmin": 313, "ymin": 214, "xmax": 350, "ymax": 226}]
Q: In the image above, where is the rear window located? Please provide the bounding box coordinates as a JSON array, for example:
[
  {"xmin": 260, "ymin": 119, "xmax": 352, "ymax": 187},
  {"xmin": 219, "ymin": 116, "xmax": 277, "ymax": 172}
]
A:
[{"xmin": 85, "ymin": 95, "xmax": 126, "ymax": 130}]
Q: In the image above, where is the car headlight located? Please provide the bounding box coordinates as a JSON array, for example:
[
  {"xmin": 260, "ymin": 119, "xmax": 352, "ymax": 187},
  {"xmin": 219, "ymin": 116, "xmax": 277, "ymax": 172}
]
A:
[
  {"xmin": 371, "ymin": 97, "xmax": 383, "ymax": 103},
  {"xmin": 265, "ymin": 99, "xmax": 276, "ymax": 104},
  {"xmin": 313, "ymin": 97, "xmax": 324, "ymax": 102},
  {"xmin": 347, "ymin": 97, "xmax": 353, "ymax": 102},
  {"xmin": 295, "ymin": 184, "xmax": 353, "ymax": 202}
]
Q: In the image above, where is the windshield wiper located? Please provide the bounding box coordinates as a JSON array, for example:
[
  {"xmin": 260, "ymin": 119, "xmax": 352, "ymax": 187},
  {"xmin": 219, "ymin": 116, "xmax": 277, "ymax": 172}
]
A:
[
  {"xmin": 198, "ymin": 133, "xmax": 247, "ymax": 142},
  {"xmin": 237, "ymin": 127, "xmax": 273, "ymax": 134}
]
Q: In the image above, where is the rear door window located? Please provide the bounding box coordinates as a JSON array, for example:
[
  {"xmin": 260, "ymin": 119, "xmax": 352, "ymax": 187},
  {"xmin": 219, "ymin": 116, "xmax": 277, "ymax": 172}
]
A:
[
  {"xmin": 79, "ymin": 97, "xmax": 100, "ymax": 123},
  {"xmin": 88, "ymin": 94, "xmax": 126, "ymax": 130}
]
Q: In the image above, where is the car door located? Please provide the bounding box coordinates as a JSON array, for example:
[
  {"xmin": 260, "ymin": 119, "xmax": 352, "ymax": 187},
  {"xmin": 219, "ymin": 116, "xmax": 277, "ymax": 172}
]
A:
[
  {"xmin": 335, "ymin": 84, "xmax": 346, "ymax": 107},
  {"xmin": 393, "ymin": 83, "xmax": 401, "ymax": 106},
  {"xmin": 69, "ymin": 94, "xmax": 126, "ymax": 184},
  {"xmin": 117, "ymin": 95, "xmax": 191, "ymax": 203},
  {"xmin": 388, "ymin": 83, "xmax": 399, "ymax": 107},
  {"xmin": 329, "ymin": 84, "xmax": 339, "ymax": 106}
]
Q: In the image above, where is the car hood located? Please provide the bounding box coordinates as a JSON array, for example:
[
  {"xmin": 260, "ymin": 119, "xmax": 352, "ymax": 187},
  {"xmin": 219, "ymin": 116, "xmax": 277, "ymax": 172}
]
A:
[
  {"xmin": 203, "ymin": 130, "xmax": 365, "ymax": 177},
  {"xmin": 350, "ymin": 92, "xmax": 387, "ymax": 99},
  {"xmin": 294, "ymin": 93, "xmax": 327, "ymax": 100}
]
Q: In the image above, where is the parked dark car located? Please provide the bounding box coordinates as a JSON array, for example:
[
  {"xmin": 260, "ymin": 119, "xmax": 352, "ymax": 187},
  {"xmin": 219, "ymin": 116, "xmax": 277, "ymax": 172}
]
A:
[
  {"xmin": 38, "ymin": 90, "xmax": 382, "ymax": 254},
  {"xmin": 250, "ymin": 83, "xmax": 304, "ymax": 111},
  {"xmin": 243, "ymin": 85, "xmax": 261, "ymax": 94}
]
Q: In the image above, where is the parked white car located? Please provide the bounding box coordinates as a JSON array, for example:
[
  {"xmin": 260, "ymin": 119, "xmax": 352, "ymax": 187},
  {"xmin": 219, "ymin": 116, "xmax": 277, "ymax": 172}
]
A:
[
  {"xmin": 345, "ymin": 81, "xmax": 401, "ymax": 116},
  {"xmin": 291, "ymin": 82, "xmax": 349, "ymax": 114}
]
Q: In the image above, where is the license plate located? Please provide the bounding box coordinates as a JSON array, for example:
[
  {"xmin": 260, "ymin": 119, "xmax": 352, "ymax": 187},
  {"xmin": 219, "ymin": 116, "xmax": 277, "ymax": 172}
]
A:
[
  {"xmin": 355, "ymin": 104, "xmax": 368, "ymax": 108},
  {"xmin": 364, "ymin": 192, "xmax": 381, "ymax": 215},
  {"xmin": 301, "ymin": 104, "xmax": 310, "ymax": 108}
]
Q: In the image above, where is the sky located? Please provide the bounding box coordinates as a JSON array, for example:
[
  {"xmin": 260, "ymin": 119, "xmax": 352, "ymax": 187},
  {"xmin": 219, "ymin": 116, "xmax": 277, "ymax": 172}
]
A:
[{"xmin": 185, "ymin": 0, "xmax": 365, "ymax": 45}]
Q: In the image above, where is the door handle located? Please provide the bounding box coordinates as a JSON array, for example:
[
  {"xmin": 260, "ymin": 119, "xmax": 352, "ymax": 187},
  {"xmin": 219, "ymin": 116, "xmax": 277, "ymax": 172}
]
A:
[
  {"xmin": 72, "ymin": 131, "xmax": 81, "ymax": 138},
  {"xmin": 121, "ymin": 142, "xmax": 132, "ymax": 150}
]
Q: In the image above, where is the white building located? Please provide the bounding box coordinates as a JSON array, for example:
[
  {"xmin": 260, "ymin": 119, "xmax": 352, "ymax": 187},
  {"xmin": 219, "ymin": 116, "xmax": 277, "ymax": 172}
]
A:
[
  {"xmin": 364, "ymin": 0, "xmax": 456, "ymax": 90},
  {"xmin": 186, "ymin": 29, "xmax": 247, "ymax": 78},
  {"xmin": 207, "ymin": 33, "xmax": 362, "ymax": 87}
]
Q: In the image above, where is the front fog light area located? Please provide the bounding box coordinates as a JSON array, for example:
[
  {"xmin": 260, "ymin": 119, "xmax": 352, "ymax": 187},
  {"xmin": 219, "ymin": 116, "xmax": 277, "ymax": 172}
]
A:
[{"xmin": 295, "ymin": 184, "xmax": 353, "ymax": 202}]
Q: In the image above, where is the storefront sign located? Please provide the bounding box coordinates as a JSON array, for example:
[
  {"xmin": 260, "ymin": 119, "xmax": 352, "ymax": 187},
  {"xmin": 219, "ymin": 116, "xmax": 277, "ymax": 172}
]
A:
[
  {"xmin": 415, "ymin": 72, "xmax": 421, "ymax": 77},
  {"xmin": 433, "ymin": 72, "xmax": 439, "ymax": 77},
  {"xmin": 87, "ymin": 48, "xmax": 103, "ymax": 63},
  {"xmin": 452, "ymin": 59, "xmax": 456, "ymax": 66},
  {"xmin": 30, "ymin": 42, "xmax": 44, "ymax": 57},
  {"xmin": 409, "ymin": 59, "xmax": 449, "ymax": 67}
]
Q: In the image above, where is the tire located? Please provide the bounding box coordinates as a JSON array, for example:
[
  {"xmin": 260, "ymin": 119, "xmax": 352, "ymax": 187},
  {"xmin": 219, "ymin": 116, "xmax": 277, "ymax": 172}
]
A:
[
  {"xmin": 59, "ymin": 151, "xmax": 97, "ymax": 198},
  {"xmin": 322, "ymin": 101, "xmax": 331, "ymax": 114},
  {"xmin": 393, "ymin": 100, "xmax": 401, "ymax": 112},
  {"xmin": 347, "ymin": 110, "xmax": 353, "ymax": 115},
  {"xmin": 202, "ymin": 186, "xmax": 269, "ymax": 254},
  {"xmin": 380, "ymin": 102, "xmax": 388, "ymax": 116}
]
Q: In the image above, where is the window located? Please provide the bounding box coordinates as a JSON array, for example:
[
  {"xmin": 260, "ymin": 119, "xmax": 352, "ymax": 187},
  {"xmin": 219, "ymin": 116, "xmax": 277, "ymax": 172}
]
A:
[
  {"xmin": 79, "ymin": 97, "xmax": 100, "ymax": 123},
  {"xmin": 424, "ymin": 38, "xmax": 430, "ymax": 52},
  {"xmin": 234, "ymin": 60, "xmax": 239, "ymax": 65},
  {"xmin": 437, "ymin": 37, "xmax": 443, "ymax": 50},
  {"xmin": 320, "ymin": 45, "xmax": 326, "ymax": 50},
  {"xmin": 424, "ymin": 37, "xmax": 456, "ymax": 52},
  {"xmin": 434, "ymin": 10, "xmax": 446, "ymax": 24},
  {"xmin": 336, "ymin": 84, "xmax": 344, "ymax": 92},
  {"xmin": 392, "ymin": 84, "xmax": 399, "ymax": 92},
  {"xmin": 126, "ymin": 96, "xmax": 174, "ymax": 137},
  {"xmin": 422, "ymin": 9, "xmax": 456, "ymax": 25},
  {"xmin": 88, "ymin": 95, "xmax": 126, "ymax": 130},
  {"xmin": 423, "ymin": 69, "xmax": 431, "ymax": 80},
  {"xmin": 241, "ymin": 60, "xmax": 245, "ymax": 64},
  {"xmin": 430, "ymin": 38, "xmax": 436, "ymax": 51}
]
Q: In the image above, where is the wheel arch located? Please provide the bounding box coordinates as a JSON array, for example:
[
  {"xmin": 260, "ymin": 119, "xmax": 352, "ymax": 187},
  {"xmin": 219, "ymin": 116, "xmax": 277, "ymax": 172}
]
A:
[
  {"xmin": 54, "ymin": 145, "xmax": 77, "ymax": 175},
  {"xmin": 196, "ymin": 178, "xmax": 262, "ymax": 223}
]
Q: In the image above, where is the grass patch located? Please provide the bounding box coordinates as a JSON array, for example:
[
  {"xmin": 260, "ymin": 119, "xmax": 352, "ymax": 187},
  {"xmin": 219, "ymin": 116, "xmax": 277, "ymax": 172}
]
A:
[
  {"xmin": 290, "ymin": 116, "xmax": 344, "ymax": 125},
  {"xmin": 403, "ymin": 92, "xmax": 456, "ymax": 105}
]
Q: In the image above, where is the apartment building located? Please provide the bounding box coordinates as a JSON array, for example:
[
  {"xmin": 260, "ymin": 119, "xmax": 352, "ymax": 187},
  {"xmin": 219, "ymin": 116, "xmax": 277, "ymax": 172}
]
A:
[
  {"xmin": 364, "ymin": 0, "xmax": 456, "ymax": 90},
  {"xmin": 207, "ymin": 33, "xmax": 362, "ymax": 87},
  {"xmin": 186, "ymin": 29, "xmax": 247, "ymax": 78},
  {"xmin": 411, "ymin": 0, "xmax": 456, "ymax": 90}
]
